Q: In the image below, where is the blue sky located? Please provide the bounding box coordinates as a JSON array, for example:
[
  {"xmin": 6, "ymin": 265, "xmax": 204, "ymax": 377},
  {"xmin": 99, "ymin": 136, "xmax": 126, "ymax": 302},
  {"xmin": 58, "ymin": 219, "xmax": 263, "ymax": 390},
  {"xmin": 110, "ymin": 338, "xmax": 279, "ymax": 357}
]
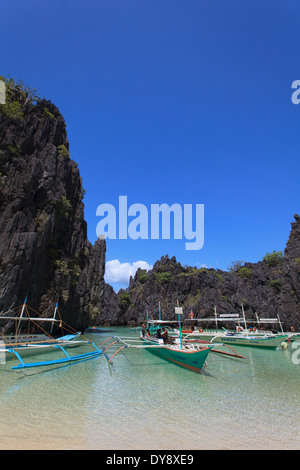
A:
[{"xmin": 1, "ymin": 0, "xmax": 300, "ymax": 290}]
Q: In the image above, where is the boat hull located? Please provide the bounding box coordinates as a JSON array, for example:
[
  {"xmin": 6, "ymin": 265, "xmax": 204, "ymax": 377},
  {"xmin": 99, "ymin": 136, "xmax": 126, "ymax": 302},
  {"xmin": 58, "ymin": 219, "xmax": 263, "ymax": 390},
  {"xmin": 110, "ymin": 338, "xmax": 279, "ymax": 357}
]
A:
[
  {"xmin": 141, "ymin": 337, "xmax": 211, "ymax": 373},
  {"xmin": 212, "ymin": 334, "xmax": 289, "ymax": 349},
  {"xmin": 181, "ymin": 331, "xmax": 289, "ymax": 349}
]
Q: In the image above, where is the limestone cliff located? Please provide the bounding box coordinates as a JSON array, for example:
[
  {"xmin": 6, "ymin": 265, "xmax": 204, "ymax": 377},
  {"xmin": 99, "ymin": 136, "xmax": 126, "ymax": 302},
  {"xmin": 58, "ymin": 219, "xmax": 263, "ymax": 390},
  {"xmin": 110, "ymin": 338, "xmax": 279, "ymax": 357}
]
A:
[{"xmin": 0, "ymin": 78, "xmax": 105, "ymax": 331}]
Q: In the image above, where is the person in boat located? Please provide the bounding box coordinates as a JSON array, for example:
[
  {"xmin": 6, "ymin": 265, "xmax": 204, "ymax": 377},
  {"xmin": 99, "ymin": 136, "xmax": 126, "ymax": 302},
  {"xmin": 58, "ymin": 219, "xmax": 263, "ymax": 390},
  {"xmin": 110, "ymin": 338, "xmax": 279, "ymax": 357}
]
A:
[
  {"xmin": 161, "ymin": 327, "xmax": 168, "ymax": 343},
  {"xmin": 141, "ymin": 323, "xmax": 146, "ymax": 337},
  {"xmin": 145, "ymin": 329, "xmax": 151, "ymax": 339},
  {"xmin": 161, "ymin": 327, "xmax": 174, "ymax": 344},
  {"xmin": 156, "ymin": 328, "xmax": 162, "ymax": 339}
]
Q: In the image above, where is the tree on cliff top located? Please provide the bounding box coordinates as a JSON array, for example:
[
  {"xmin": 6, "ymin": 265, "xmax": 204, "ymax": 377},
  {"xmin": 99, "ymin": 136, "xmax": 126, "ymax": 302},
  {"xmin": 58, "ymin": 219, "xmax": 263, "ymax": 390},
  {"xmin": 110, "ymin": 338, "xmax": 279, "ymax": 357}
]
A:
[{"xmin": 0, "ymin": 75, "xmax": 41, "ymax": 119}]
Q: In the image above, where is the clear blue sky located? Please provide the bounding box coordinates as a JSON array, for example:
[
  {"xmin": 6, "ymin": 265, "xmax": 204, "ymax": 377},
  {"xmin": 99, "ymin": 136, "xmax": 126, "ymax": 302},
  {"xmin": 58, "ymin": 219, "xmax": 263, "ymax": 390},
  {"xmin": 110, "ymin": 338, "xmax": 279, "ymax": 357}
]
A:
[{"xmin": 1, "ymin": 0, "xmax": 300, "ymax": 290}]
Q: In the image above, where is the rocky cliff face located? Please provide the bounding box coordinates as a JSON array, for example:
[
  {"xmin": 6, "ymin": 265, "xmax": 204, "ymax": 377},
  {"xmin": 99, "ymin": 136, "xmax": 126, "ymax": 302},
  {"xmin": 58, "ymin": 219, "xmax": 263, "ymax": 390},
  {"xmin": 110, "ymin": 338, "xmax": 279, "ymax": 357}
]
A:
[
  {"xmin": 0, "ymin": 79, "xmax": 105, "ymax": 331},
  {"xmin": 101, "ymin": 215, "xmax": 300, "ymax": 330}
]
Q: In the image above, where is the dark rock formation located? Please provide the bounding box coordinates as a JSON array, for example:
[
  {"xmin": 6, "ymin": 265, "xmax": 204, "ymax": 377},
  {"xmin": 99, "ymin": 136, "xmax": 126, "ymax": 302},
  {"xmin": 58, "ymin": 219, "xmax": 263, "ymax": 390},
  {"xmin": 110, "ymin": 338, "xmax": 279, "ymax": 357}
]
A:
[
  {"xmin": 0, "ymin": 80, "xmax": 105, "ymax": 331},
  {"xmin": 101, "ymin": 215, "xmax": 300, "ymax": 330},
  {"xmin": 99, "ymin": 283, "xmax": 121, "ymax": 325},
  {"xmin": 278, "ymin": 214, "xmax": 300, "ymax": 327}
]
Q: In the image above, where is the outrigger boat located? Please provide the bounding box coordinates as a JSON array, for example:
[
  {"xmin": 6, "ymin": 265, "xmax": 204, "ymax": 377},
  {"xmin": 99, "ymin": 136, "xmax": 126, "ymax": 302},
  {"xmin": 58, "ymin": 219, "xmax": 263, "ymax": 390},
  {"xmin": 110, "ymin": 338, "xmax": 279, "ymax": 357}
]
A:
[
  {"xmin": 100, "ymin": 303, "xmax": 245, "ymax": 373},
  {"xmin": 139, "ymin": 335, "xmax": 213, "ymax": 373},
  {"xmin": 0, "ymin": 298, "xmax": 102, "ymax": 369},
  {"xmin": 139, "ymin": 305, "xmax": 213, "ymax": 373},
  {"xmin": 100, "ymin": 333, "xmax": 214, "ymax": 374},
  {"xmin": 177, "ymin": 306, "xmax": 290, "ymax": 349}
]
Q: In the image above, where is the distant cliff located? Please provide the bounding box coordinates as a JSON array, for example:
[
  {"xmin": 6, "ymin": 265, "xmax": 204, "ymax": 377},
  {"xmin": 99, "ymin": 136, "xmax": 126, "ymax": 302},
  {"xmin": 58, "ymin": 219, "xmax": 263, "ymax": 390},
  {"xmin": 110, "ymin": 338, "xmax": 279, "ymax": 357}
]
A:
[
  {"xmin": 96, "ymin": 214, "xmax": 300, "ymax": 330},
  {"xmin": 0, "ymin": 77, "xmax": 105, "ymax": 330}
]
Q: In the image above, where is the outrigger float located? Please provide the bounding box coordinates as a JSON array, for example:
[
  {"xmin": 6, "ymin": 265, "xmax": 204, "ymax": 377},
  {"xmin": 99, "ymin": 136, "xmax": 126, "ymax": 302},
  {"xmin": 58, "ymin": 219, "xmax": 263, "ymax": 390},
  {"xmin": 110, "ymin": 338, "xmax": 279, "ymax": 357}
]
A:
[
  {"xmin": 0, "ymin": 298, "xmax": 102, "ymax": 370},
  {"xmin": 100, "ymin": 303, "xmax": 246, "ymax": 373}
]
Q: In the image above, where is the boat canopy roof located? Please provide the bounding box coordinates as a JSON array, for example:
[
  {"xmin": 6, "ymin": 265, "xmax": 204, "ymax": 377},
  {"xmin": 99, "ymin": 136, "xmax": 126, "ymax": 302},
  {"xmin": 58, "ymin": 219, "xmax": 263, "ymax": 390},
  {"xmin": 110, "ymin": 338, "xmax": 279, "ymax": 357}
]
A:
[
  {"xmin": 146, "ymin": 320, "xmax": 179, "ymax": 324},
  {"xmin": 0, "ymin": 316, "xmax": 61, "ymax": 322},
  {"xmin": 257, "ymin": 318, "xmax": 283, "ymax": 323},
  {"xmin": 186, "ymin": 316, "xmax": 283, "ymax": 324},
  {"xmin": 186, "ymin": 316, "xmax": 241, "ymax": 322}
]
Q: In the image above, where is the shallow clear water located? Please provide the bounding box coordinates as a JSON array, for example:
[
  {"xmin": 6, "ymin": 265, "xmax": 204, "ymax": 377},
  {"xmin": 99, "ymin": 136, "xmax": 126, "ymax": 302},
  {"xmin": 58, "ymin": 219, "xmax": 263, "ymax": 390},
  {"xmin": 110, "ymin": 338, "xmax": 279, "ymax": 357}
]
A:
[{"xmin": 0, "ymin": 327, "xmax": 299, "ymax": 450}]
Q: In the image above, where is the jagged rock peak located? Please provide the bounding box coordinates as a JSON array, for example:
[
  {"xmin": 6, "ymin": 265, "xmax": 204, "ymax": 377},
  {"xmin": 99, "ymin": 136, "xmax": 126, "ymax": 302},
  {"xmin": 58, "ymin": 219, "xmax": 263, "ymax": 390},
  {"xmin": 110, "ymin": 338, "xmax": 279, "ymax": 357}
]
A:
[
  {"xmin": 153, "ymin": 254, "xmax": 183, "ymax": 274},
  {"xmin": 284, "ymin": 213, "xmax": 300, "ymax": 261}
]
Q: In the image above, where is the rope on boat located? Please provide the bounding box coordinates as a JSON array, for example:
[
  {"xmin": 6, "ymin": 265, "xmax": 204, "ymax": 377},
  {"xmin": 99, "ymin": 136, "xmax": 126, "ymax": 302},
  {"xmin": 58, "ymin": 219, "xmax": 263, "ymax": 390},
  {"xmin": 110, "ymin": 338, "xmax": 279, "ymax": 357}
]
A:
[{"xmin": 0, "ymin": 302, "xmax": 93, "ymax": 348}]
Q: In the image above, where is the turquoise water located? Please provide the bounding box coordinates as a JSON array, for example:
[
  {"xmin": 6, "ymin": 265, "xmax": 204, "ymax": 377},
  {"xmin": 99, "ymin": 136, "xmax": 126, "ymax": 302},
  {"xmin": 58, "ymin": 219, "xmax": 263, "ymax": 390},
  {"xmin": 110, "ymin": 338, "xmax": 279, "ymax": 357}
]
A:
[{"xmin": 0, "ymin": 327, "xmax": 299, "ymax": 450}]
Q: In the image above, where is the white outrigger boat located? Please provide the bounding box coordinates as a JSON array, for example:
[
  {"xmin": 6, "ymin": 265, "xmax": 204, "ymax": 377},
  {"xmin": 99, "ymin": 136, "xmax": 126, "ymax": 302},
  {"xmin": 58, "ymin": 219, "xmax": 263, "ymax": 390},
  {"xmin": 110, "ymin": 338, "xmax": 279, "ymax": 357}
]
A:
[
  {"xmin": 0, "ymin": 298, "xmax": 101, "ymax": 369},
  {"xmin": 176, "ymin": 306, "xmax": 290, "ymax": 350}
]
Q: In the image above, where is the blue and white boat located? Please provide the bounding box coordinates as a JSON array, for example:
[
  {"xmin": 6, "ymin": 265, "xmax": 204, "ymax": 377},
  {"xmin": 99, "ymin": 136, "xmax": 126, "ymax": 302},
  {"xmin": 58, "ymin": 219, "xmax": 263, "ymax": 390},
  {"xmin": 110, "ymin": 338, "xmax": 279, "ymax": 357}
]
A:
[{"xmin": 0, "ymin": 298, "xmax": 101, "ymax": 369}]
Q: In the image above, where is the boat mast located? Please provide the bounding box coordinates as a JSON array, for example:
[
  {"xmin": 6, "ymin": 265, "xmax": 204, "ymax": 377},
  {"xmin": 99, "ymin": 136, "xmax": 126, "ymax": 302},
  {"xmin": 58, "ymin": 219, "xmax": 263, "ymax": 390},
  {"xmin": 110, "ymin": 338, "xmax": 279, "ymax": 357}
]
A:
[
  {"xmin": 241, "ymin": 304, "xmax": 247, "ymax": 330},
  {"xmin": 175, "ymin": 300, "xmax": 183, "ymax": 349},
  {"xmin": 50, "ymin": 301, "xmax": 58, "ymax": 335},
  {"xmin": 277, "ymin": 314, "xmax": 284, "ymax": 333},
  {"xmin": 214, "ymin": 306, "xmax": 218, "ymax": 330},
  {"xmin": 16, "ymin": 297, "xmax": 27, "ymax": 335}
]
